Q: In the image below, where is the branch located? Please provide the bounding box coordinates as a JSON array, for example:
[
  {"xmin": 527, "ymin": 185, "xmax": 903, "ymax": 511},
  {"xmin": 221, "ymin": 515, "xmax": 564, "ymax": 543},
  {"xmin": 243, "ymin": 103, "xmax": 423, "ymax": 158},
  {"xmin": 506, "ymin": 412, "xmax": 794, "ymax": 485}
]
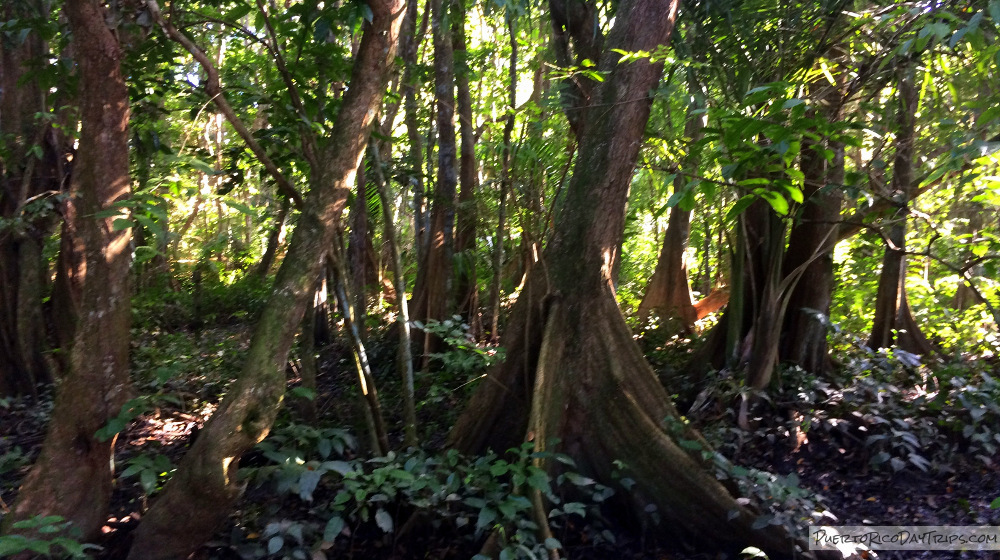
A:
[{"xmin": 146, "ymin": 0, "xmax": 304, "ymax": 209}]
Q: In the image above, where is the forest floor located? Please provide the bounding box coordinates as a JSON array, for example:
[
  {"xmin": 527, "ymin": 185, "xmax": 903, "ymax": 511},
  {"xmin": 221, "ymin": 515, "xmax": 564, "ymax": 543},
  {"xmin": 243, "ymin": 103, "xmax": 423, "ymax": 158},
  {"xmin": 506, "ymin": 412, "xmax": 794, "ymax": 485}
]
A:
[{"xmin": 2, "ymin": 321, "xmax": 1000, "ymax": 560}]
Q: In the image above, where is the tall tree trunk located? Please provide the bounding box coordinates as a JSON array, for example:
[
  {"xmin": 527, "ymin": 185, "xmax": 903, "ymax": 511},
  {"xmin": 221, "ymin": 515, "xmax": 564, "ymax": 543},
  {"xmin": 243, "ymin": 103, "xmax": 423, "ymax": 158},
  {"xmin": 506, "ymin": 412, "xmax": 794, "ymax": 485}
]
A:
[
  {"xmin": 453, "ymin": 0, "xmax": 480, "ymax": 336},
  {"xmin": 779, "ymin": 134, "xmax": 844, "ymax": 373},
  {"xmin": 331, "ymin": 244, "xmax": 391, "ymax": 455},
  {"xmin": 636, "ymin": 72, "xmax": 704, "ymax": 331},
  {"xmin": 403, "ymin": 0, "xmax": 431, "ymax": 264},
  {"xmin": 867, "ymin": 65, "xmax": 932, "ymax": 355},
  {"xmin": 126, "ymin": 0, "xmax": 404, "ymax": 555},
  {"xmin": 0, "ymin": 0, "xmax": 63, "ymax": 396},
  {"xmin": 348, "ymin": 162, "xmax": 373, "ymax": 340},
  {"xmin": 449, "ymin": 0, "xmax": 794, "ymax": 555},
  {"xmin": 777, "ymin": 42, "xmax": 847, "ymax": 375},
  {"xmin": 487, "ymin": 19, "xmax": 516, "ymax": 343},
  {"xmin": 3, "ymin": 0, "xmax": 132, "ymax": 540},
  {"xmin": 549, "ymin": 0, "xmax": 602, "ymax": 140},
  {"xmin": 370, "ymin": 143, "xmax": 419, "ymax": 446},
  {"xmin": 411, "ymin": 0, "xmax": 458, "ymax": 356}
]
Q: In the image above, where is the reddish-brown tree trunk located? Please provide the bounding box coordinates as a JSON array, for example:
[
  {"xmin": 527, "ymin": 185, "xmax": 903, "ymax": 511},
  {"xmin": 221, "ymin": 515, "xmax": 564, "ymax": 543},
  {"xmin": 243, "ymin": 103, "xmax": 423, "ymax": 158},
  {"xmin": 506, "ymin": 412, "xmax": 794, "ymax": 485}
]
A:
[
  {"xmin": 3, "ymin": 0, "xmax": 132, "ymax": 539},
  {"xmin": 450, "ymin": 0, "xmax": 795, "ymax": 554},
  {"xmin": 636, "ymin": 75, "xmax": 704, "ymax": 331}
]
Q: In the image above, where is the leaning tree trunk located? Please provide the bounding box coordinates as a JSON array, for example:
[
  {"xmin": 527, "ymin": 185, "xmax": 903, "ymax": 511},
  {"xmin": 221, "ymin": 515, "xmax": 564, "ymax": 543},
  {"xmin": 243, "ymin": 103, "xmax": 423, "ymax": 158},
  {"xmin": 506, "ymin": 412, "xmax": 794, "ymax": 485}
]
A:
[
  {"xmin": 125, "ymin": 0, "xmax": 403, "ymax": 556},
  {"xmin": 255, "ymin": 196, "xmax": 290, "ymax": 278},
  {"xmin": 411, "ymin": 0, "xmax": 458, "ymax": 357},
  {"xmin": 450, "ymin": 0, "xmax": 794, "ymax": 555},
  {"xmin": 867, "ymin": 64, "xmax": 933, "ymax": 355},
  {"xmin": 2, "ymin": 0, "xmax": 132, "ymax": 539}
]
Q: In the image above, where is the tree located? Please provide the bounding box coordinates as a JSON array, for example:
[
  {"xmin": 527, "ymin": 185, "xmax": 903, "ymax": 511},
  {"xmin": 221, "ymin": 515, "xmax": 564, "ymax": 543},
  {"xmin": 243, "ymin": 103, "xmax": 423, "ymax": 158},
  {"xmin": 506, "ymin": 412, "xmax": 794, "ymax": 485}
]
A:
[
  {"xmin": 0, "ymin": 0, "xmax": 64, "ymax": 397},
  {"xmin": 636, "ymin": 67, "xmax": 704, "ymax": 332},
  {"xmin": 412, "ymin": 0, "xmax": 460, "ymax": 357},
  {"xmin": 3, "ymin": 0, "xmax": 133, "ymax": 539},
  {"xmin": 449, "ymin": 0, "xmax": 795, "ymax": 554},
  {"xmin": 867, "ymin": 63, "xmax": 935, "ymax": 355},
  {"xmin": 125, "ymin": 0, "xmax": 405, "ymax": 555}
]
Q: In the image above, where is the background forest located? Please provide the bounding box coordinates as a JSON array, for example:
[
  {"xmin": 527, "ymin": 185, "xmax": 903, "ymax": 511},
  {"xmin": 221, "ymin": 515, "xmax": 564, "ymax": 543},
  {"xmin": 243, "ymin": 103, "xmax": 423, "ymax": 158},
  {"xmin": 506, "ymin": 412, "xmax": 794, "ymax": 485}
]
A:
[{"xmin": 2, "ymin": 0, "xmax": 1000, "ymax": 558}]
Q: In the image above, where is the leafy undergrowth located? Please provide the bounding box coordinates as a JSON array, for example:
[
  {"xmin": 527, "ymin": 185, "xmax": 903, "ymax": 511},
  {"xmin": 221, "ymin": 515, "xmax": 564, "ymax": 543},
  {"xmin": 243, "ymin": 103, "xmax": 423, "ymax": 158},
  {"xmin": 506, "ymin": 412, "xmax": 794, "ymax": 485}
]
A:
[
  {"xmin": 3, "ymin": 299, "xmax": 1000, "ymax": 560},
  {"xmin": 677, "ymin": 332, "xmax": 1000, "ymax": 560}
]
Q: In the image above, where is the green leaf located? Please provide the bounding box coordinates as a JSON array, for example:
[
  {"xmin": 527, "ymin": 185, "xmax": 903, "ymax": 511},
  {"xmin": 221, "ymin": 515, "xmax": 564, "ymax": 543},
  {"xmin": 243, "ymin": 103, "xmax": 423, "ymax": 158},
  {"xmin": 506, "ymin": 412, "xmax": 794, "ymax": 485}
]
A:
[
  {"xmin": 267, "ymin": 535, "xmax": 284, "ymax": 555},
  {"xmin": 760, "ymin": 191, "xmax": 789, "ymax": 215},
  {"xmin": 783, "ymin": 185, "xmax": 804, "ymax": 204},
  {"xmin": 544, "ymin": 537, "xmax": 562, "ymax": 550},
  {"xmin": 112, "ymin": 218, "xmax": 133, "ymax": 231},
  {"xmin": 225, "ymin": 4, "xmax": 253, "ymax": 21},
  {"xmin": 498, "ymin": 500, "xmax": 517, "ymax": 519},
  {"xmin": 375, "ymin": 509, "xmax": 393, "ymax": 533},
  {"xmin": 526, "ymin": 466, "xmax": 551, "ymax": 493},
  {"xmin": 95, "ymin": 417, "xmax": 127, "ymax": 442},
  {"xmin": 990, "ymin": 497, "xmax": 1000, "ymax": 509},
  {"xmin": 134, "ymin": 246, "xmax": 159, "ymax": 264},
  {"xmin": 476, "ymin": 507, "xmax": 497, "ymax": 531},
  {"xmin": 324, "ymin": 516, "xmax": 345, "ymax": 542},
  {"xmin": 665, "ymin": 190, "xmax": 685, "ymax": 208},
  {"xmin": 298, "ymin": 468, "xmax": 322, "ymax": 501},
  {"xmin": 289, "ymin": 386, "xmax": 317, "ymax": 401},
  {"xmin": 140, "ymin": 469, "xmax": 157, "ymax": 494},
  {"xmin": 322, "ymin": 460, "xmax": 352, "ymax": 475},
  {"xmin": 781, "ymin": 98, "xmax": 804, "ymax": 110},
  {"xmin": 224, "ymin": 200, "xmax": 255, "ymax": 216},
  {"xmin": 726, "ymin": 195, "xmax": 756, "ymax": 222}
]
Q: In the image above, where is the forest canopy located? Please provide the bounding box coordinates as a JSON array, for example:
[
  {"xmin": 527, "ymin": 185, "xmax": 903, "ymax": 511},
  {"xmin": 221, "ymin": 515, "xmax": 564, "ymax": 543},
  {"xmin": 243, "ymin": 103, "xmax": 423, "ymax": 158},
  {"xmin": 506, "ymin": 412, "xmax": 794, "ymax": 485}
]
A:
[{"xmin": 1, "ymin": 0, "xmax": 999, "ymax": 558}]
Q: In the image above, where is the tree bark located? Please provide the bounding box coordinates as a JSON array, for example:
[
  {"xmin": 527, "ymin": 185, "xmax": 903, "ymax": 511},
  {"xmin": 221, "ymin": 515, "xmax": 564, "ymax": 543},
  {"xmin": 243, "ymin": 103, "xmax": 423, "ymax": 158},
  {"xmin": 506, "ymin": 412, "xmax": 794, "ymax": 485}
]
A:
[
  {"xmin": 3, "ymin": 0, "xmax": 132, "ymax": 540},
  {"xmin": 453, "ymin": 0, "xmax": 480, "ymax": 335},
  {"xmin": 255, "ymin": 196, "xmax": 290, "ymax": 278},
  {"xmin": 779, "ymin": 137, "xmax": 844, "ymax": 374},
  {"xmin": 0, "ymin": 0, "xmax": 63, "ymax": 396},
  {"xmin": 370, "ymin": 143, "xmax": 419, "ymax": 446},
  {"xmin": 636, "ymin": 72, "xmax": 704, "ymax": 331},
  {"xmin": 867, "ymin": 65, "xmax": 933, "ymax": 355},
  {"xmin": 487, "ymin": 19, "xmax": 517, "ymax": 343},
  {"xmin": 126, "ymin": 0, "xmax": 404, "ymax": 555},
  {"xmin": 549, "ymin": 0, "xmax": 603, "ymax": 139},
  {"xmin": 411, "ymin": 0, "xmax": 459, "ymax": 357},
  {"xmin": 450, "ymin": 0, "xmax": 795, "ymax": 555}
]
